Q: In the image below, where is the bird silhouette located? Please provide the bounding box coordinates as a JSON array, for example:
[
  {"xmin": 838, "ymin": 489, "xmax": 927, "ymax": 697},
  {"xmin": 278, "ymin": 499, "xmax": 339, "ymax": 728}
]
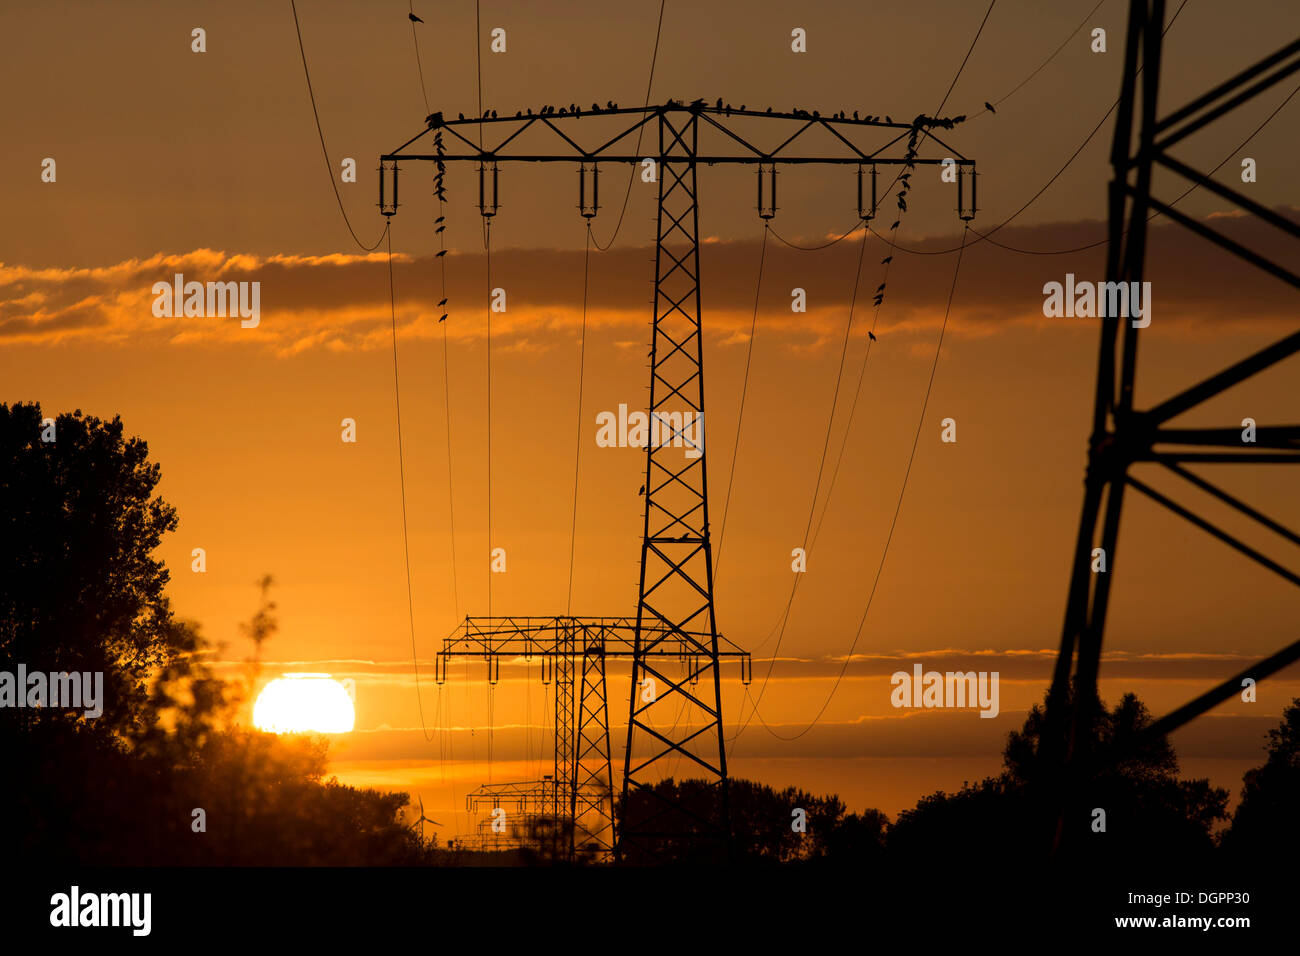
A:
[
  {"xmin": 438, "ymin": 298, "xmax": 448, "ymax": 306},
  {"xmin": 716, "ymin": 98, "xmax": 723, "ymax": 109},
  {"xmin": 880, "ymin": 255, "xmax": 893, "ymax": 265},
  {"xmin": 439, "ymin": 314, "xmax": 448, "ymax": 322},
  {"xmin": 984, "ymin": 101, "xmax": 996, "ymax": 114},
  {"xmin": 408, "ymin": 12, "xmax": 424, "ymax": 23},
  {"xmin": 638, "ymin": 485, "xmax": 645, "ymax": 495},
  {"xmin": 435, "ymin": 216, "xmax": 445, "ymax": 223},
  {"xmin": 867, "ymin": 331, "xmax": 877, "ymax": 342},
  {"xmin": 876, "ymin": 283, "xmax": 886, "ymax": 292},
  {"xmin": 853, "ymin": 110, "xmax": 860, "ymax": 120},
  {"xmin": 765, "ymin": 107, "xmax": 773, "ymax": 113},
  {"xmin": 436, "ymin": 249, "xmax": 447, "ymax": 258},
  {"xmin": 885, "ymin": 115, "xmax": 892, "ymax": 123},
  {"xmin": 890, "ymin": 220, "xmax": 900, "ymax": 230},
  {"xmin": 458, "ymin": 112, "xmax": 465, "ymax": 120}
]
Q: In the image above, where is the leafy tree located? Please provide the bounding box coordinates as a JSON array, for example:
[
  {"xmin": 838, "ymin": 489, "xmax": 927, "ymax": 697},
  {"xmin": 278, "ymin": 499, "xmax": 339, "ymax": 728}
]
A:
[
  {"xmin": 887, "ymin": 688, "xmax": 1229, "ymax": 869},
  {"xmin": 0, "ymin": 402, "xmax": 185, "ymax": 734},
  {"xmin": 617, "ymin": 777, "xmax": 886, "ymax": 864},
  {"xmin": 1223, "ymin": 697, "xmax": 1300, "ymax": 855}
]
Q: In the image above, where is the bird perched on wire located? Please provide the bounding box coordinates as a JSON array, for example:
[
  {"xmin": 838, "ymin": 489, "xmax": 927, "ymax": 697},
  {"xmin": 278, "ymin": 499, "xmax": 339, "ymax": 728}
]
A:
[
  {"xmin": 984, "ymin": 101, "xmax": 996, "ymax": 114},
  {"xmin": 408, "ymin": 12, "xmax": 424, "ymax": 23},
  {"xmin": 867, "ymin": 331, "xmax": 877, "ymax": 342},
  {"xmin": 880, "ymin": 255, "xmax": 893, "ymax": 265}
]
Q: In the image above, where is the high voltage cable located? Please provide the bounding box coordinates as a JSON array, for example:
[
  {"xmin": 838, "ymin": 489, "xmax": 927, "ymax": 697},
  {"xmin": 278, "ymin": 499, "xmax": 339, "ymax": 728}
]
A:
[
  {"xmin": 890, "ymin": 0, "xmax": 1189, "ymax": 258},
  {"xmin": 409, "ymin": 0, "xmax": 431, "ymax": 114},
  {"xmin": 728, "ymin": 206, "xmax": 874, "ymax": 747},
  {"xmin": 934, "ymin": 0, "xmax": 998, "ymax": 115},
  {"xmin": 567, "ymin": 223, "xmax": 594, "ymax": 613},
  {"xmin": 970, "ymin": 0, "xmax": 1108, "ymax": 121},
  {"xmin": 758, "ymin": 226, "xmax": 973, "ymax": 742},
  {"xmin": 289, "ymin": 0, "xmax": 389, "ymax": 252},
  {"xmin": 713, "ymin": 223, "xmax": 770, "ymax": 582},
  {"xmin": 730, "ymin": 0, "xmax": 996, "ymax": 742},
  {"xmin": 592, "ymin": 0, "xmax": 667, "ymax": 253},
  {"xmin": 386, "ymin": 226, "xmax": 435, "ymax": 743},
  {"xmin": 886, "ymin": 76, "xmax": 1300, "ymax": 257},
  {"xmin": 485, "ymin": 221, "xmax": 494, "ymax": 615}
]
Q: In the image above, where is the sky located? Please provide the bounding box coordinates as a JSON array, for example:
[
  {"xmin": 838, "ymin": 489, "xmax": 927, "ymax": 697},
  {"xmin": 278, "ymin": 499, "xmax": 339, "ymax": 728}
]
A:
[{"xmin": 3, "ymin": 0, "xmax": 1300, "ymax": 837}]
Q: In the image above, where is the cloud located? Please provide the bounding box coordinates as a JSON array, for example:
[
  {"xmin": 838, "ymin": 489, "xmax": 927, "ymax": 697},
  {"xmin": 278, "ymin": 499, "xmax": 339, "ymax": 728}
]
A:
[{"xmin": 2, "ymin": 206, "xmax": 1295, "ymax": 351}]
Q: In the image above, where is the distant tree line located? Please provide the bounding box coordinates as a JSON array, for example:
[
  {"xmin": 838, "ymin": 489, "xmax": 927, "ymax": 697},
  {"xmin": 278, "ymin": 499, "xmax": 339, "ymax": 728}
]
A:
[{"xmin": 2, "ymin": 402, "xmax": 1296, "ymax": 867}]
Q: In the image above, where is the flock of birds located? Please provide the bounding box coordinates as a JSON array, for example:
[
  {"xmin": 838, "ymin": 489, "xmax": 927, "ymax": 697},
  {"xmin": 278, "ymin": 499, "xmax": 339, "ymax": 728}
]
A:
[{"xmin": 438, "ymin": 98, "xmax": 987, "ymax": 124}]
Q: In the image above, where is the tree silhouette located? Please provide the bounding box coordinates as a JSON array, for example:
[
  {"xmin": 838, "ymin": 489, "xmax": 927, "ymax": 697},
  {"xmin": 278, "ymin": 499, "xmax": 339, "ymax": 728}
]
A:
[
  {"xmin": 617, "ymin": 777, "xmax": 887, "ymax": 864},
  {"xmin": 1223, "ymin": 696, "xmax": 1300, "ymax": 855},
  {"xmin": 0, "ymin": 403, "xmax": 435, "ymax": 865},
  {"xmin": 888, "ymin": 687, "xmax": 1228, "ymax": 869},
  {"xmin": 0, "ymin": 402, "xmax": 186, "ymax": 734}
]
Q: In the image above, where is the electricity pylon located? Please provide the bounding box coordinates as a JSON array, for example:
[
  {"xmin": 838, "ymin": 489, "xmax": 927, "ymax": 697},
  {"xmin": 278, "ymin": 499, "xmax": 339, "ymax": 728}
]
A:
[
  {"xmin": 382, "ymin": 100, "xmax": 975, "ymax": 859},
  {"xmin": 435, "ymin": 616, "xmax": 750, "ymax": 860},
  {"xmin": 1049, "ymin": 0, "xmax": 1300, "ymax": 851}
]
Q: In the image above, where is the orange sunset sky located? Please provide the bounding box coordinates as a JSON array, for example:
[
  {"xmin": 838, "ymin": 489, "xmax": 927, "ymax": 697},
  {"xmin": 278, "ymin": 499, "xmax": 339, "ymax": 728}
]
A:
[{"xmin": 3, "ymin": 0, "xmax": 1299, "ymax": 837}]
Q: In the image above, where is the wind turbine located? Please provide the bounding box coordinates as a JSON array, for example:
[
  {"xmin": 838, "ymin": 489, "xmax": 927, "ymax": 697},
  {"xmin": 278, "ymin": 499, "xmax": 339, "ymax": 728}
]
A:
[{"xmin": 411, "ymin": 795, "xmax": 441, "ymax": 843}]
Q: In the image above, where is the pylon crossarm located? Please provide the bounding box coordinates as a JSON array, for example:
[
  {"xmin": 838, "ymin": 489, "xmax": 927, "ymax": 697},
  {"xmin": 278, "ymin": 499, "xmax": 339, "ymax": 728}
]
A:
[{"xmin": 384, "ymin": 102, "xmax": 974, "ymax": 167}]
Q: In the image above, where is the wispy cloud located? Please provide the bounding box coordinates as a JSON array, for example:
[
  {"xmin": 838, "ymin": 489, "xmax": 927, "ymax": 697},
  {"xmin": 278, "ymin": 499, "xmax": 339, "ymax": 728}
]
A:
[{"xmin": 4, "ymin": 207, "xmax": 1295, "ymax": 352}]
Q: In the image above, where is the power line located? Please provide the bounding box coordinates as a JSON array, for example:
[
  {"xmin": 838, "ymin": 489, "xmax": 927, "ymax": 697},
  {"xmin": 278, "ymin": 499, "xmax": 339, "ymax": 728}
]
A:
[
  {"xmin": 289, "ymin": 0, "xmax": 389, "ymax": 252},
  {"xmin": 591, "ymin": 0, "xmax": 667, "ymax": 252},
  {"xmin": 730, "ymin": 0, "xmax": 1000, "ymax": 741},
  {"xmin": 713, "ymin": 223, "xmax": 769, "ymax": 582},
  {"xmin": 409, "ymin": 0, "xmax": 431, "ymax": 114},
  {"xmin": 971, "ymin": 0, "xmax": 1108, "ymax": 120},
  {"xmin": 888, "ymin": 0, "xmax": 1190, "ymax": 258},
  {"xmin": 758, "ymin": 224, "xmax": 973, "ymax": 742},
  {"xmin": 566, "ymin": 223, "xmax": 594, "ymax": 614},
  {"xmin": 729, "ymin": 208, "xmax": 874, "ymax": 747},
  {"xmin": 935, "ymin": 0, "xmax": 998, "ymax": 115},
  {"xmin": 386, "ymin": 225, "xmax": 435, "ymax": 743}
]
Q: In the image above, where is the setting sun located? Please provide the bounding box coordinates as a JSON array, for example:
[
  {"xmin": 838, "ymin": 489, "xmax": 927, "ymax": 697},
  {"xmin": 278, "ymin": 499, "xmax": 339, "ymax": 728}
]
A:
[{"xmin": 253, "ymin": 674, "xmax": 355, "ymax": 734}]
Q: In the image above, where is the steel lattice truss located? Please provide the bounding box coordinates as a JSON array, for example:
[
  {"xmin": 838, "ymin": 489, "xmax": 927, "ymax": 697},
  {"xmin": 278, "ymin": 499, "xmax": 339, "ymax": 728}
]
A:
[
  {"xmin": 436, "ymin": 616, "xmax": 749, "ymax": 861},
  {"xmin": 1050, "ymin": 0, "xmax": 1300, "ymax": 849},
  {"xmin": 384, "ymin": 99, "xmax": 973, "ymax": 859}
]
